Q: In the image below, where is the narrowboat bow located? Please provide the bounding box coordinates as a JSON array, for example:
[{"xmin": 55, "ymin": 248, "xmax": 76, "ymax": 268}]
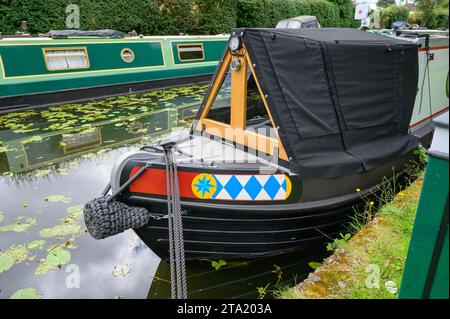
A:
[{"xmin": 85, "ymin": 28, "xmax": 448, "ymax": 261}]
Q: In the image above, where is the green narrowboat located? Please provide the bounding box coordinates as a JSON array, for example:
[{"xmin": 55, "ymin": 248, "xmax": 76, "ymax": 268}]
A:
[{"xmin": 0, "ymin": 31, "xmax": 228, "ymax": 112}]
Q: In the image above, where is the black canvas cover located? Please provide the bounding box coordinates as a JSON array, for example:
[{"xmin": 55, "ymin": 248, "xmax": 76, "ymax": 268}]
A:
[{"xmin": 239, "ymin": 28, "xmax": 419, "ymax": 179}]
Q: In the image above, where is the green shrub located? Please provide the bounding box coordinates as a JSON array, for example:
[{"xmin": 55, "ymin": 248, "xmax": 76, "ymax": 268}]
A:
[
  {"xmin": 0, "ymin": 0, "xmax": 358, "ymax": 36},
  {"xmin": 236, "ymin": 0, "xmax": 342, "ymax": 28},
  {"xmin": 327, "ymin": 0, "xmax": 355, "ymax": 27},
  {"xmin": 430, "ymin": 9, "xmax": 449, "ymax": 29},
  {"xmin": 309, "ymin": 0, "xmax": 339, "ymax": 27},
  {"xmin": 379, "ymin": 5, "xmax": 409, "ymax": 29},
  {"xmin": 195, "ymin": 0, "xmax": 237, "ymax": 34},
  {"xmin": 236, "ymin": 0, "xmax": 270, "ymax": 28}
]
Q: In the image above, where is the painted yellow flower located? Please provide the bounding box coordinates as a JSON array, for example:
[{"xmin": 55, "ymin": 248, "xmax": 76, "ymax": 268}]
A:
[
  {"xmin": 356, "ymin": 188, "xmax": 361, "ymax": 192},
  {"xmin": 369, "ymin": 201, "xmax": 375, "ymax": 206}
]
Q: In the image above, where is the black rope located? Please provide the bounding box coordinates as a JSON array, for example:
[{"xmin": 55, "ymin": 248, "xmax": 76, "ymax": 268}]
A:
[
  {"xmin": 163, "ymin": 144, "xmax": 187, "ymax": 299},
  {"xmin": 106, "ymin": 163, "xmax": 152, "ymax": 203}
]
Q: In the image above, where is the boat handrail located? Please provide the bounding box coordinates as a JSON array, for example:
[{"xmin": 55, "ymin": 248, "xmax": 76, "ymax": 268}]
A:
[{"xmin": 397, "ymin": 29, "xmax": 449, "ymax": 37}]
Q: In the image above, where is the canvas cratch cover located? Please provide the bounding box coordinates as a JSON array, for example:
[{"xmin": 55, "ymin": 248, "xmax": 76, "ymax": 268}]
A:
[{"xmin": 239, "ymin": 28, "xmax": 419, "ymax": 179}]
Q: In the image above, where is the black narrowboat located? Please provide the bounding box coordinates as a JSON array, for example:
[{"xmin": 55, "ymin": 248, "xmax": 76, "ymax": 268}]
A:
[{"xmin": 86, "ymin": 28, "xmax": 429, "ymax": 261}]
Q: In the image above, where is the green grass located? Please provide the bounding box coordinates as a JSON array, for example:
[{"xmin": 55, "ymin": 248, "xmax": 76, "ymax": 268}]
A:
[{"xmin": 278, "ymin": 173, "xmax": 423, "ymax": 299}]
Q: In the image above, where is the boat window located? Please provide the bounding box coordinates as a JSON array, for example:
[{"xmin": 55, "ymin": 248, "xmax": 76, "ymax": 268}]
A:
[
  {"xmin": 286, "ymin": 21, "xmax": 301, "ymax": 29},
  {"xmin": 177, "ymin": 44, "xmax": 204, "ymax": 61},
  {"xmin": 245, "ymin": 66, "xmax": 274, "ymax": 135},
  {"xmin": 302, "ymin": 21, "xmax": 317, "ymax": 28},
  {"xmin": 43, "ymin": 48, "xmax": 89, "ymax": 70},
  {"xmin": 120, "ymin": 48, "xmax": 135, "ymax": 63},
  {"xmin": 206, "ymin": 67, "xmax": 231, "ymax": 124},
  {"xmin": 61, "ymin": 128, "xmax": 102, "ymax": 153},
  {"xmin": 275, "ymin": 21, "xmax": 288, "ymax": 28}
]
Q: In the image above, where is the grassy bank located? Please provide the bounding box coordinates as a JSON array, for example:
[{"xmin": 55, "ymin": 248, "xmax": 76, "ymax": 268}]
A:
[{"xmin": 278, "ymin": 174, "xmax": 424, "ymax": 299}]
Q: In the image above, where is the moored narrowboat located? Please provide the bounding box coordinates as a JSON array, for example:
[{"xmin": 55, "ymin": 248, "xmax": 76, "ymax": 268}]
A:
[
  {"xmin": 84, "ymin": 28, "xmax": 449, "ymax": 261},
  {"xmin": 0, "ymin": 30, "xmax": 228, "ymax": 112}
]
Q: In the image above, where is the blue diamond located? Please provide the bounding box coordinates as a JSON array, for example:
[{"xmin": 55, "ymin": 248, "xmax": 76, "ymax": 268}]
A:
[
  {"xmin": 244, "ymin": 176, "xmax": 262, "ymax": 200},
  {"xmin": 224, "ymin": 176, "xmax": 243, "ymax": 200},
  {"xmin": 264, "ymin": 175, "xmax": 281, "ymax": 199},
  {"xmin": 281, "ymin": 180, "xmax": 287, "ymax": 191},
  {"xmin": 212, "ymin": 175, "xmax": 223, "ymax": 199}
]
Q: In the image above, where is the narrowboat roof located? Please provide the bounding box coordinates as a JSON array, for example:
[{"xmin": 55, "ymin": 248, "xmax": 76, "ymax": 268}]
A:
[
  {"xmin": 0, "ymin": 34, "xmax": 229, "ymax": 43},
  {"xmin": 221, "ymin": 28, "xmax": 420, "ymax": 178}
]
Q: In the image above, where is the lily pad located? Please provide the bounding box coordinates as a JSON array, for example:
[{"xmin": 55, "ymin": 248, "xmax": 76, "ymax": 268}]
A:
[
  {"xmin": 27, "ymin": 240, "xmax": 46, "ymax": 250},
  {"xmin": 44, "ymin": 195, "xmax": 71, "ymax": 203},
  {"xmin": 211, "ymin": 259, "xmax": 227, "ymax": 270},
  {"xmin": 0, "ymin": 254, "xmax": 14, "ymax": 273},
  {"xmin": 22, "ymin": 136, "xmax": 42, "ymax": 144},
  {"xmin": 35, "ymin": 169, "xmax": 52, "ymax": 177},
  {"xmin": 46, "ymin": 248, "xmax": 71, "ymax": 266},
  {"xmin": 35, "ymin": 260, "xmax": 57, "ymax": 275},
  {"xmin": 113, "ymin": 264, "xmax": 131, "ymax": 278},
  {"xmin": 2, "ymin": 244, "xmax": 30, "ymax": 266},
  {"xmin": 39, "ymin": 224, "xmax": 81, "ymax": 238},
  {"xmin": 0, "ymin": 222, "xmax": 33, "ymax": 234},
  {"xmin": 66, "ymin": 204, "xmax": 84, "ymax": 220},
  {"xmin": 10, "ymin": 287, "xmax": 42, "ymax": 299}
]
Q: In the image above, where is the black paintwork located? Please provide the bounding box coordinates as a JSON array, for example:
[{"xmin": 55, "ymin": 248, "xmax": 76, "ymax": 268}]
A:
[{"xmin": 117, "ymin": 149, "xmax": 416, "ymax": 261}]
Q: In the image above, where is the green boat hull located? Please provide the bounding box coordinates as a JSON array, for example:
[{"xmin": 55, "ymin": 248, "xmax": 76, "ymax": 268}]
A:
[{"xmin": 0, "ymin": 35, "xmax": 228, "ymax": 111}]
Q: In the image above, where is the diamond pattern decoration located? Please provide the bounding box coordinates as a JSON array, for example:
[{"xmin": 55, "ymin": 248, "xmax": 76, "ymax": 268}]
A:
[
  {"xmin": 210, "ymin": 174, "xmax": 291, "ymax": 201},
  {"xmin": 244, "ymin": 176, "xmax": 263, "ymax": 200},
  {"xmin": 264, "ymin": 175, "xmax": 280, "ymax": 199},
  {"xmin": 224, "ymin": 175, "xmax": 243, "ymax": 200}
]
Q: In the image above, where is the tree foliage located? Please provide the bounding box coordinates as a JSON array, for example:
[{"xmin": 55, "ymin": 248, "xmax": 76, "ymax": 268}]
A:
[
  {"xmin": 0, "ymin": 0, "xmax": 357, "ymax": 35},
  {"xmin": 379, "ymin": 5, "xmax": 409, "ymax": 28},
  {"xmin": 377, "ymin": 0, "xmax": 396, "ymax": 8}
]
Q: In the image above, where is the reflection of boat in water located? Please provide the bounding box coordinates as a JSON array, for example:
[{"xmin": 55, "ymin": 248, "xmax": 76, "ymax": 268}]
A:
[
  {"xmin": 0, "ymin": 93, "xmax": 202, "ymax": 174},
  {"xmin": 147, "ymin": 248, "xmax": 328, "ymax": 299},
  {"xmin": 0, "ymin": 30, "xmax": 227, "ymax": 112},
  {"xmin": 91, "ymin": 28, "xmax": 448, "ymax": 261}
]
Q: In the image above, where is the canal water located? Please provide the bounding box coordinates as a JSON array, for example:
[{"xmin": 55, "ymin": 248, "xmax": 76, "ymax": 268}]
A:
[{"xmin": 0, "ymin": 84, "xmax": 328, "ymax": 299}]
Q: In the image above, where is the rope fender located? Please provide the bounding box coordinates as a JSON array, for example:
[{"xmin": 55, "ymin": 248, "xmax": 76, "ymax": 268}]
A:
[{"xmin": 83, "ymin": 196, "xmax": 150, "ymax": 240}]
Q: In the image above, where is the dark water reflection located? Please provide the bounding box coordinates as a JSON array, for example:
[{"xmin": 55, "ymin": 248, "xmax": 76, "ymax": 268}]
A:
[{"xmin": 0, "ymin": 85, "xmax": 328, "ymax": 299}]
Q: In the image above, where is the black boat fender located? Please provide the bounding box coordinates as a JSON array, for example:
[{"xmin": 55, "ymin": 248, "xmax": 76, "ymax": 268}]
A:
[{"xmin": 83, "ymin": 196, "xmax": 150, "ymax": 240}]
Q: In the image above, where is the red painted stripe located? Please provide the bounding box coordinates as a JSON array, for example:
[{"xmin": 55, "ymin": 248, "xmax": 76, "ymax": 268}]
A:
[
  {"xmin": 129, "ymin": 167, "xmax": 199, "ymax": 199},
  {"xmin": 418, "ymin": 46, "xmax": 449, "ymax": 52},
  {"xmin": 409, "ymin": 107, "xmax": 449, "ymax": 128}
]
